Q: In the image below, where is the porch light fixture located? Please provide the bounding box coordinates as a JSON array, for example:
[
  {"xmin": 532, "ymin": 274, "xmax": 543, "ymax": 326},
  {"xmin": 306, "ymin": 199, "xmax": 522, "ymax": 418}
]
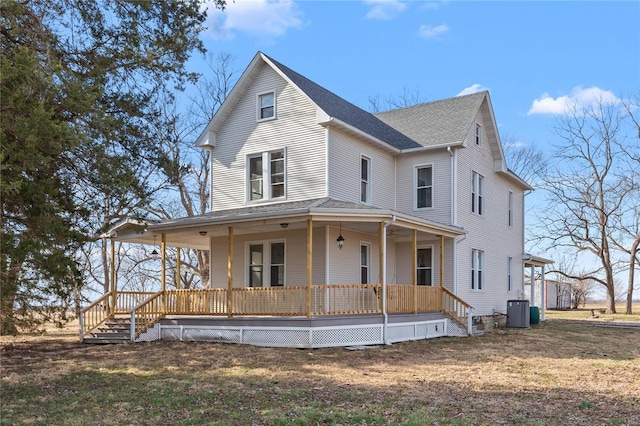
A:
[
  {"xmin": 336, "ymin": 222, "xmax": 345, "ymax": 250},
  {"xmin": 150, "ymin": 235, "xmax": 159, "ymax": 259},
  {"xmin": 280, "ymin": 223, "xmax": 288, "ymax": 229},
  {"xmin": 199, "ymin": 230, "xmax": 207, "ymax": 236}
]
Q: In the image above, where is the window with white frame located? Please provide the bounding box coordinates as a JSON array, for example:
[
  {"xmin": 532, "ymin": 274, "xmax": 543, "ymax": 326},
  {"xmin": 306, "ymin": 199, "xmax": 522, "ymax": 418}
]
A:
[
  {"xmin": 416, "ymin": 247, "xmax": 433, "ymax": 286},
  {"xmin": 472, "ymin": 171, "xmax": 484, "ymax": 215},
  {"xmin": 360, "ymin": 243, "xmax": 370, "ymax": 284},
  {"xmin": 360, "ymin": 156, "xmax": 371, "ymax": 204},
  {"xmin": 247, "ymin": 149, "xmax": 286, "ymax": 202},
  {"xmin": 471, "ymin": 249, "xmax": 484, "ymax": 290},
  {"xmin": 475, "ymin": 123, "xmax": 482, "ymax": 146},
  {"xmin": 508, "ymin": 191, "xmax": 514, "ymax": 227},
  {"xmin": 257, "ymin": 91, "xmax": 275, "ymax": 121},
  {"xmin": 507, "ymin": 256, "xmax": 513, "ymax": 292},
  {"xmin": 248, "ymin": 241, "xmax": 285, "ymax": 287},
  {"xmin": 415, "ymin": 165, "xmax": 433, "ymax": 209}
]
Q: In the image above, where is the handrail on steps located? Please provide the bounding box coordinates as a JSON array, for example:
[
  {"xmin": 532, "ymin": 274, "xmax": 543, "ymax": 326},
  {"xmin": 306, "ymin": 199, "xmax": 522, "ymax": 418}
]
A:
[
  {"xmin": 129, "ymin": 290, "xmax": 164, "ymax": 342},
  {"xmin": 441, "ymin": 287, "xmax": 474, "ymax": 334},
  {"xmin": 79, "ymin": 292, "xmax": 113, "ymax": 341}
]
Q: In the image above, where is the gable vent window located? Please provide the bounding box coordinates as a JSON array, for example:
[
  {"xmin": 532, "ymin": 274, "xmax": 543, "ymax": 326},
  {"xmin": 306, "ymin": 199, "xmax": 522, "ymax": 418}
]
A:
[
  {"xmin": 257, "ymin": 91, "xmax": 275, "ymax": 121},
  {"xmin": 475, "ymin": 123, "xmax": 482, "ymax": 146}
]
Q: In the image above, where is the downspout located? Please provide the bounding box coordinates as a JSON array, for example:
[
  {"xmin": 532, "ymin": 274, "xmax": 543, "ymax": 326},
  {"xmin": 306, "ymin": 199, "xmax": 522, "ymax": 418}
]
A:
[
  {"xmin": 382, "ymin": 214, "xmax": 397, "ymax": 345},
  {"xmin": 448, "ymin": 147, "xmax": 460, "ymax": 295}
]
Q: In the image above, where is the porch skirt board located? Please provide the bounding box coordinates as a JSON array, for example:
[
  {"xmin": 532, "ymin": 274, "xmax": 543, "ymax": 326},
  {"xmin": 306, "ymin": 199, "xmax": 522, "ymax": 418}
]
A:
[{"xmin": 135, "ymin": 315, "xmax": 453, "ymax": 348}]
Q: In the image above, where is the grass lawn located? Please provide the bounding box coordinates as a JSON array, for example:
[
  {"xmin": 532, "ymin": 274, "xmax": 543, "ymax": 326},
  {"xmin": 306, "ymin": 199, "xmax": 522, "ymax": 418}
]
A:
[
  {"xmin": 1, "ymin": 319, "xmax": 639, "ymax": 426},
  {"xmin": 545, "ymin": 302, "xmax": 640, "ymax": 323}
]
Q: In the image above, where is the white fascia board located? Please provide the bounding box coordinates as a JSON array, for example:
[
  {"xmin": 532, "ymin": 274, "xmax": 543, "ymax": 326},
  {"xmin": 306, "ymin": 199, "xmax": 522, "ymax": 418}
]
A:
[
  {"xmin": 498, "ymin": 170, "xmax": 534, "ymax": 191},
  {"xmin": 196, "ymin": 130, "xmax": 216, "ymax": 148},
  {"xmin": 398, "ymin": 141, "xmax": 464, "ymax": 154}
]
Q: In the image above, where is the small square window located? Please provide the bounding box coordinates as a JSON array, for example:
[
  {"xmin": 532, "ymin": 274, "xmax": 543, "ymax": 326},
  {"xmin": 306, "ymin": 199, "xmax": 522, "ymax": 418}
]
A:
[{"xmin": 258, "ymin": 92, "xmax": 275, "ymax": 120}]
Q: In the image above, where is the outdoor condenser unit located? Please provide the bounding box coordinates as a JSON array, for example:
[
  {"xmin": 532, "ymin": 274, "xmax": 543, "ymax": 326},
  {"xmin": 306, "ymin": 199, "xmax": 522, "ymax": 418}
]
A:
[{"xmin": 506, "ymin": 299, "xmax": 530, "ymax": 328}]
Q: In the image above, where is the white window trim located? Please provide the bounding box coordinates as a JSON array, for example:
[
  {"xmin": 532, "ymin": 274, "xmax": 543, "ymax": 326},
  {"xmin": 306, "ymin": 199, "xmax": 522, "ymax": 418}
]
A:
[
  {"xmin": 414, "ymin": 163, "xmax": 434, "ymax": 210},
  {"xmin": 360, "ymin": 242, "xmax": 371, "ymax": 284},
  {"xmin": 507, "ymin": 256, "xmax": 513, "ymax": 293},
  {"xmin": 475, "ymin": 122, "xmax": 482, "ymax": 146},
  {"xmin": 471, "ymin": 248, "xmax": 484, "ymax": 291},
  {"xmin": 360, "ymin": 155, "xmax": 371, "ymax": 205},
  {"xmin": 472, "ymin": 171, "xmax": 484, "ymax": 216},
  {"xmin": 245, "ymin": 239, "xmax": 286, "ymax": 287},
  {"xmin": 416, "ymin": 245, "xmax": 434, "ymax": 286},
  {"xmin": 256, "ymin": 90, "xmax": 276, "ymax": 122},
  {"xmin": 246, "ymin": 148, "xmax": 287, "ymax": 203}
]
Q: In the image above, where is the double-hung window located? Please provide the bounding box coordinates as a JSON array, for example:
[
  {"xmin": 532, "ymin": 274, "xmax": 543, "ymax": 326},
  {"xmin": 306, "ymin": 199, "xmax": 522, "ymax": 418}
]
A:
[
  {"xmin": 416, "ymin": 247, "xmax": 433, "ymax": 286},
  {"xmin": 507, "ymin": 256, "xmax": 513, "ymax": 292},
  {"xmin": 360, "ymin": 156, "xmax": 371, "ymax": 204},
  {"xmin": 360, "ymin": 244, "xmax": 370, "ymax": 284},
  {"xmin": 471, "ymin": 249, "xmax": 484, "ymax": 290},
  {"xmin": 248, "ymin": 241, "xmax": 285, "ymax": 287},
  {"xmin": 257, "ymin": 91, "xmax": 275, "ymax": 121},
  {"xmin": 415, "ymin": 165, "xmax": 433, "ymax": 209},
  {"xmin": 508, "ymin": 191, "xmax": 514, "ymax": 227},
  {"xmin": 472, "ymin": 171, "xmax": 484, "ymax": 215},
  {"xmin": 247, "ymin": 149, "xmax": 286, "ymax": 202}
]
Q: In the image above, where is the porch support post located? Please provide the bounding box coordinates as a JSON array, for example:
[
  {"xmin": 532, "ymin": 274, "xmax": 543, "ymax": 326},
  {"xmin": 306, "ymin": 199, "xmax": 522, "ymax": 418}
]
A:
[
  {"xmin": 110, "ymin": 238, "xmax": 116, "ymax": 315},
  {"xmin": 176, "ymin": 248, "xmax": 181, "ymax": 289},
  {"xmin": 379, "ymin": 222, "xmax": 384, "ymax": 314},
  {"xmin": 161, "ymin": 233, "xmax": 167, "ymax": 314},
  {"xmin": 412, "ymin": 229, "xmax": 417, "ymax": 314},
  {"xmin": 540, "ymin": 266, "xmax": 546, "ymax": 321},
  {"xmin": 227, "ymin": 226, "xmax": 233, "ymax": 318},
  {"xmin": 530, "ymin": 264, "xmax": 535, "ymax": 306},
  {"xmin": 306, "ymin": 219, "xmax": 312, "ymax": 319},
  {"xmin": 440, "ymin": 235, "xmax": 444, "ymax": 286}
]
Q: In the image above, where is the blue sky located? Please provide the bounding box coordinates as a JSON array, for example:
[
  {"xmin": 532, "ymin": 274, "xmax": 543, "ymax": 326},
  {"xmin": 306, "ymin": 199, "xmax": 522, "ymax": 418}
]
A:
[
  {"xmin": 192, "ymin": 0, "xmax": 639, "ymax": 281},
  {"xmin": 195, "ymin": 0, "xmax": 639, "ymax": 157}
]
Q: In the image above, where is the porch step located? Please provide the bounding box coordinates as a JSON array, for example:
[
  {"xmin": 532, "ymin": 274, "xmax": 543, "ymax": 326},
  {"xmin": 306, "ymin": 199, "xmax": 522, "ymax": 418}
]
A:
[{"xmin": 84, "ymin": 317, "xmax": 132, "ymax": 344}]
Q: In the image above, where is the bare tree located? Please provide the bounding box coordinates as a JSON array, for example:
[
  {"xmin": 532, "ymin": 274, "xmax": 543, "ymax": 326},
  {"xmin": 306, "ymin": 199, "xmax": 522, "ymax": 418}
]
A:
[
  {"xmin": 536, "ymin": 100, "xmax": 633, "ymax": 313},
  {"xmin": 368, "ymin": 86, "xmax": 430, "ymax": 113},
  {"xmin": 571, "ymin": 278, "xmax": 595, "ymax": 309},
  {"xmin": 501, "ymin": 133, "xmax": 547, "ymax": 186}
]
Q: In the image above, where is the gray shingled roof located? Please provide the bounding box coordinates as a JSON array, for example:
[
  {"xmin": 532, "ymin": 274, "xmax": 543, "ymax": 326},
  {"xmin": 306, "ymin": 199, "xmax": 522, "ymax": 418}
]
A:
[
  {"xmin": 374, "ymin": 91, "xmax": 487, "ymax": 147},
  {"xmin": 264, "ymin": 54, "xmax": 421, "ymax": 150}
]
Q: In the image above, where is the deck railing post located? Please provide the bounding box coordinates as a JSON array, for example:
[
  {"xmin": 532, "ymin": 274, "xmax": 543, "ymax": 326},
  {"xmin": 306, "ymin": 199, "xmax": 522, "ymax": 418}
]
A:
[{"xmin": 130, "ymin": 310, "xmax": 136, "ymax": 343}]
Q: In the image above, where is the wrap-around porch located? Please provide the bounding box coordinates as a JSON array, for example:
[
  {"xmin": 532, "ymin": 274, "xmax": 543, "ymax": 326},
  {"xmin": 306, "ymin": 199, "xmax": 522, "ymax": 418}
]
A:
[{"xmin": 81, "ymin": 199, "xmax": 472, "ymax": 347}]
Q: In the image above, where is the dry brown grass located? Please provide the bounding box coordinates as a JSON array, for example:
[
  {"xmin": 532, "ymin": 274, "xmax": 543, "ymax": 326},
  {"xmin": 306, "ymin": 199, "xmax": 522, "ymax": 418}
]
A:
[{"xmin": 1, "ymin": 320, "xmax": 639, "ymax": 425}]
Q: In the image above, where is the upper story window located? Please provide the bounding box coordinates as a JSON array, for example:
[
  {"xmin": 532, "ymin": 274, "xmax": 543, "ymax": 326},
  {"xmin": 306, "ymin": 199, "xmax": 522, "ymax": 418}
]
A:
[
  {"xmin": 248, "ymin": 149, "xmax": 286, "ymax": 202},
  {"xmin": 416, "ymin": 247, "xmax": 433, "ymax": 286},
  {"xmin": 360, "ymin": 155, "xmax": 371, "ymax": 204},
  {"xmin": 508, "ymin": 191, "xmax": 514, "ymax": 227},
  {"xmin": 475, "ymin": 123, "xmax": 482, "ymax": 146},
  {"xmin": 257, "ymin": 91, "xmax": 275, "ymax": 121},
  {"xmin": 472, "ymin": 171, "xmax": 484, "ymax": 215},
  {"xmin": 415, "ymin": 165, "xmax": 433, "ymax": 209},
  {"xmin": 471, "ymin": 248, "xmax": 484, "ymax": 290}
]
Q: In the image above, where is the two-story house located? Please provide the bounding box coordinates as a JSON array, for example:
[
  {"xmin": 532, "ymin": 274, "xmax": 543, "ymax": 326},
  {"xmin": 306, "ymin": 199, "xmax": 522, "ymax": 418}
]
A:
[{"xmin": 85, "ymin": 52, "xmax": 533, "ymax": 347}]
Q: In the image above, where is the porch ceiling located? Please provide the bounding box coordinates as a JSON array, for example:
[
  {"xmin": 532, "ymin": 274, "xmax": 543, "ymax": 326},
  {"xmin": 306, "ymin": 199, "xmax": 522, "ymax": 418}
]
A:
[{"xmin": 105, "ymin": 200, "xmax": 464, "ymax": 249}]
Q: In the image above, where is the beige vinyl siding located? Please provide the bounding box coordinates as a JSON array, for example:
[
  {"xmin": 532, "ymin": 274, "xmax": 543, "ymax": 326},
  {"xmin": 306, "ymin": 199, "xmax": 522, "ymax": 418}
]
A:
[
  {"xmin": 395, "ymin": 150, "xmax": 452, "ymax": 224},
  {"xmin": 211, "ymin": 63, "xmax": 326, "ymax": 211},
  {"xmin": 394, "ymin": 237, "xmax": 454, "ymax": 290},
  {"xmin": 327, "ymin": 128, "xmax": 395, "ymax": 209},
  {"xmin": 325, "ymin": 227, "xmax": 382, "ymax": 284},
  {"xmin": 454, "ymin": 111, "xmax": 525, "ymax": 316}
]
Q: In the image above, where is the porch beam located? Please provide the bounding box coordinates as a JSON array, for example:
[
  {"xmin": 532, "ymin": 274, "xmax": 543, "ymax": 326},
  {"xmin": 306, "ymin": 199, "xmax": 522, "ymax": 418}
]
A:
[
  {"xmin": 110, "ymin": 238, "xmax": 116, "ymax": 315},
  {"xmin": 440, "ymin": 235, "xmax": 444, "ymax": 286},
  {"xmin": 161, "ymin": 233, "xmax": 167, "ymax": 314},
  {"xmin": 413, "ymin": 229, "xmax": 417, "ymax": 314},
  {"xmin": 227, "ymin": 226, "xmax": 233, "ymax": 318},
  {"xmin": 306, "ymin": 219, "xmax": 312, "ymax": 319}
]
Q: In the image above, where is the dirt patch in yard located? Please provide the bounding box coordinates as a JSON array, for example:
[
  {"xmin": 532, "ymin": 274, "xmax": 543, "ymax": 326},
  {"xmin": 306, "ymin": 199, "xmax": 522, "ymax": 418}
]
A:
[{"xmin": 2, "ymin": 320, "xmax": 639, "ymax": 425}]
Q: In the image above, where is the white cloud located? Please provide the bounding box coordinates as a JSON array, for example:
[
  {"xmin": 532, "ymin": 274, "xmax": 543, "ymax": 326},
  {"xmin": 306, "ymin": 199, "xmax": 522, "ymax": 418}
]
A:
[
  {"xmin": 528, "ymin": 86, "xmax": 620, "ymax": 115},
  {"xmin": 364, "ymin": 0, "xmax": 407, "ymax": 20},
  {"xmin": 203, "ymin": 0, "xmax": 303, "ymax": 40},
  {"xmin": 417, "ymin": 23, "xmax": 449, "ymax": 38},
  {"xmin": 457, "ymin": 84, "xmax": 488, "ymax": 97}
]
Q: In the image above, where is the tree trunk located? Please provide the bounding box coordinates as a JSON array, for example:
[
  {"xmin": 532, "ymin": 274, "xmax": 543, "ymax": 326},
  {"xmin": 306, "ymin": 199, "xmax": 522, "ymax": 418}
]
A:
[
  {"xmin": 626, "ymin": 237, "xmax": 639, "ymax": 314},
  {"xmin": 0, "ymin": 257, "xmax": 22, "ymax": 335}
]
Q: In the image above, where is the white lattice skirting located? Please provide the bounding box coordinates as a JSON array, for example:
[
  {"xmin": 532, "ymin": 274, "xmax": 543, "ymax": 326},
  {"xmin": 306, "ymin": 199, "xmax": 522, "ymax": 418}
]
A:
[{"xmin": 136, "ymin": 318, "xmax": 454, "ymax": 348}]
